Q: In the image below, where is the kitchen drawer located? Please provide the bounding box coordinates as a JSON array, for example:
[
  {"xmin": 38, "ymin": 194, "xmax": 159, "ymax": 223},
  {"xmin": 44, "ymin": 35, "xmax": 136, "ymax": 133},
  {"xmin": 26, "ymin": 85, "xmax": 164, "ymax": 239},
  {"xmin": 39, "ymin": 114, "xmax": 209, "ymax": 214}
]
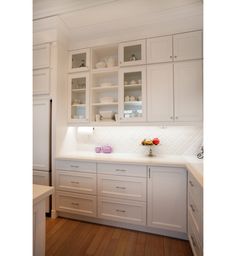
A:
[
  {"xmin": 33, "ymin": 43, "xmax": 50, "ymax": 69},
  {"xmin": 98, "ymin": 197, "xmax": 146, "ymax": 225},
  {"xmin": 97, "ymin": 163, "xmax": 146, "ymax": 177},
  {"xmin": 189, "ymin": 191, "xmax": 203, "ymax": 236},
  {"xmin": 56, "ymin": 160, "xmax": 96, "ymax": 173},
  {"xmin": 33, "ymin": 68, "xmax": 50, "ymax": 95},
  {"xmin": 188, "ymin": 171, "xmax": 203, "ymax": 208},
  {"xmin": 56, "ymin": 191, "xmax": 97, "ymax": 217},
  {"xmin": 56, "ymin": 171, "xmax": 96, "ymax": 195},
  {"xmin": 98, "ymin": 175, "xmax": 146, "ymax": 201},
  {"xmin": 188, "ymin": 213, "xmax": 203, "ymax": 256}
]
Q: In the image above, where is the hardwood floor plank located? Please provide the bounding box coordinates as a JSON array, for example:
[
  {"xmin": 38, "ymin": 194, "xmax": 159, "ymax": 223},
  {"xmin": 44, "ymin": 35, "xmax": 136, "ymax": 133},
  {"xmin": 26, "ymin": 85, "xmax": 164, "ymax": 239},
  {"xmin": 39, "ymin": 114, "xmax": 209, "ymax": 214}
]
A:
[{"xmin": 45, "ymin": 217, "xmax": 193, "ymax": 256}]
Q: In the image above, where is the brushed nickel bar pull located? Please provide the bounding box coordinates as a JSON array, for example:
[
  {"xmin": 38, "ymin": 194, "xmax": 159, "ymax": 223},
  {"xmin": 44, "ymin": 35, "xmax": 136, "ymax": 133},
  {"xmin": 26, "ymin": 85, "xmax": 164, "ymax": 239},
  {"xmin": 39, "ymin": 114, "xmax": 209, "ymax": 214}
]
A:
[
  {"xmin": 190, "ymin": 204, "xmax": 196, "ymax": 213},
  {"xmin": 116, "ymin": 209, "xmax": 126, "ymax": 213},
  {"xmin": 71, "ymin": 181, "xmax": 80, "ymax": 184},
  {"xmin": 115, "ymin": 186, "xmax": 126, "ymax": 189},
  {"xmin": 189, "ymin": 180, "xmax": 194, "ymax": 187},
  {"xmin": 115, "ymin": 169, "xmax": 127, "ymax": 172},
  {"xmin": 70, "ymin": 165, "xmax": 79, "ymax": 168}
]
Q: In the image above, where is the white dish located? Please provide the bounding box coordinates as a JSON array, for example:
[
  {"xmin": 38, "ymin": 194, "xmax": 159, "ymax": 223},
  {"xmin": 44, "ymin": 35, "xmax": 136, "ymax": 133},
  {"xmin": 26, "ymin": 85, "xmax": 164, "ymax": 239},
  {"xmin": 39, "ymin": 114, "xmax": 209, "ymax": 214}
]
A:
[
  {"xmin": 100, "ymin": 97, "xmax": 114, "ymax": 103},
  {"xmin": 99, "ymin": 111, "xmax": 114, "ymax": 119},
  {"xmin": 130, "ymin": 80, "xmax": 137, "ymax": 85},
  {"xmin": 95, "ymin": 61, "xmax": 106, "ymax": 69}
]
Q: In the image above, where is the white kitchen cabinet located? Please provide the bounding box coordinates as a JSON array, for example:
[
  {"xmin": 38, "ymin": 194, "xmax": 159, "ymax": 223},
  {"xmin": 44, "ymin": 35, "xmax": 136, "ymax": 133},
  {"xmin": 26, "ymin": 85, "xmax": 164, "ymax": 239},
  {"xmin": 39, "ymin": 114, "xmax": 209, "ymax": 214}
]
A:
[
  {"xmin": 147, "ymin": 63, "xmax": 174, "ymax": 122},
  {"xmin": 173, "ymin": 31, "xmax": 202, "ymax": 61},
  {"xmin": 147, "ymin": 166, "xmax": 187, "ymax": 233},
  {"xmin": 68, "ymin": 48, "xmax": 90, "ymax": 73},
  {"xmin": 119, "ymin": 65, "xmax": 146, "ymax": 122},
  {"xmin": 119, "ymin": 39, "xmax": 146, "ymax": 67},
  {"xmin": 68, "ymin": 72, "xmax": 90, "ymax": 123},
  {"xmin": 33, "ymin": 99, "xmax": 50, "ymax": 171},
  {"xmin": 174, "ymin": 60, "xmax": 203, "ymax": 122},
  {"xmin": 56, "ymin": 160, "xmax": 96, "ymax": 173},
  {"xmin": 147, "ymin": 36, "xmax": 173, "ymax": 63},
  {"xmin": 33, "ymin": 43, "xmax": 50, "ymax": 69},
  {"xmin": 33, "ymin": 68, "xmax": 50, "ymax": 95}
]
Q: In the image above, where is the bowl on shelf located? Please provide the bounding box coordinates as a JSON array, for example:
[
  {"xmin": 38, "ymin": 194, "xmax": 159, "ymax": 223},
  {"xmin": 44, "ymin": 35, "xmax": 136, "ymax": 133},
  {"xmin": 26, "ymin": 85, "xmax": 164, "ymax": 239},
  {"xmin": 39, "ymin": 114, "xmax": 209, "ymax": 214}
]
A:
[
  {"xmin": 130, "ymin": 80, "xmax": 137, "ymax": 85},
  {"xmin": 99, "ymin": 110, "xmax": 114, "ymax": 119},
  {"xmin": 100, "ymin": 82, "xmax": 112, "ymax": 87},
  {"xmin": 100, "ymin": 97, "xmax": 114, "ymax": 103},
  {"xmin": 95, "ymin": 61, "xmax": 106, "ymax": 69}
]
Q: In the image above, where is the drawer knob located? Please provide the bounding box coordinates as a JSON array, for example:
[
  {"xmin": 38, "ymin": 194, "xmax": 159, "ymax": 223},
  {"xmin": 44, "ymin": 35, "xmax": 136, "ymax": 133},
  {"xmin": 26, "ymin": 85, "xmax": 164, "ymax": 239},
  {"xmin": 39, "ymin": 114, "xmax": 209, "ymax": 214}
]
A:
[
  {"xmin": 190, "ymin": 204, "xmax": 196, "ymax": 213},
  {"xmin": 116, "ymin": 209, "xmax": 126, "ymax": 213},
  {"xmin": 115, "ymin": 169, "xmax": 127, "ymax": 172},
  {"xmin": 115, "ymin": 186, "xmax": 126, "ymax": 190},
  {"xmin": 189, "ymin": 180, "xmax": 194, "ymax": 187},
  {"xmin": 70, "ymin": 165, "xmax": 79, "ymax": 168}
]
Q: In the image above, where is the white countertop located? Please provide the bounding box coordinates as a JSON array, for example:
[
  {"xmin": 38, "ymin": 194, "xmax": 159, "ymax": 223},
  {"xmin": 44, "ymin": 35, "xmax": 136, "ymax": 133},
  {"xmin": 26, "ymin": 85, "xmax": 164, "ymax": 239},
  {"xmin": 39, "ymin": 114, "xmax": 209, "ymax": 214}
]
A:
[
  {"xmin": 56, "ymin": 152, "xmax": 203, "ymax": 187},
  {"xmin": 33, "ymin": 184, "xmax": 54, "ymax": 205}
]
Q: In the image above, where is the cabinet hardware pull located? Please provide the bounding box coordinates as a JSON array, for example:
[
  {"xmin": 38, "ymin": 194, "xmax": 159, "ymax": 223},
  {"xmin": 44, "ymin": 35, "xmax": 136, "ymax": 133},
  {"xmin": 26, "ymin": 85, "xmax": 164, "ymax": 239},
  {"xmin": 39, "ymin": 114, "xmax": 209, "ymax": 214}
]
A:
[
  {"xmin": 189, "ymin": 180, "xmax": 194, "ymax": 187},
  {"xmin": 71, "ymin": 202, "xmax": 79, "ymax": 206},
  {"xmin": 148, "ymin": 168, "xmax": 151, "ymax": 178},
  {"xmin": 70, "ymin": 165, "xmax": 79, "ymax": 168},
  {"xmin": 175, "ymin": 116, "xmax": 178, "ymax": 119},
  {"xmin": 115, "ymin": 186, "xmax": 126, "ymax": 189},
  {"xmin": 190, "ymin": 204, "xmax": 196, "ymax": 212},
  {"xmin": 170, "ymin": 56, "xmax": 173, "ymax": 58},
  {"xmin": 115, "ymin": 169, "xmax": 127, "ymax": 172},
  {"xmin": 116, "ymin": 209, "xmax": 126, "ymax": 213},
  {"xmin": 174, "ymin": 56, "xmax": 177, "ymax": 58},
  {"xmin": 71, "ymin": 181, "xmax": 80, "ymax": 184},
  {"xmin": 170, "ymin": 116, "xmax": 173, "ymax": 119},
  {"xmin": 190, "ymin": 235, "xmax": 197, "ymax": 247}
]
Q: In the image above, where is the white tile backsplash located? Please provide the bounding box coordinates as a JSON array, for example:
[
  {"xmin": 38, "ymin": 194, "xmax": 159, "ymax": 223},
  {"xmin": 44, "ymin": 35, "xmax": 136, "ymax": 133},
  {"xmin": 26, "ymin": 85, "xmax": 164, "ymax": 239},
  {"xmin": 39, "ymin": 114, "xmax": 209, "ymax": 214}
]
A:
[{"xmin": 60, "ymin": 126, "xmax": 203, "ymax": 156}]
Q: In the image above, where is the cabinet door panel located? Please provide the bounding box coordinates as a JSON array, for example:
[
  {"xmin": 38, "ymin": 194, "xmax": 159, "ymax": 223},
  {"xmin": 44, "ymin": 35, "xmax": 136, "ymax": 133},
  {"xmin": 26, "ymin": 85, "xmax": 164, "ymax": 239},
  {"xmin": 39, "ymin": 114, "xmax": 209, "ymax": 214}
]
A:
[
  {"xmin": 33, "ymin": 43, "xmax": 50, "ymax": 69},
  {"xmin": 147, "ymin": 63, "xmax": 174, "ymax": 122},
  {"xmin": 148, "ymin": 166, "xmax": 187, "ymax": 232},
  {"xmin": 33, "ymin": 68, "xmax": 50, "ymax": 95},
  {"xmin": 174, "ymin": 60, "xmax": 203, "ymax": 121},
  {"xmin": 147, "ymin": 36, "xmax": 173, "ymax": 63},
  {"xmin": 173, "ymin": 31, "xmax": 202, "ymax": 61}
]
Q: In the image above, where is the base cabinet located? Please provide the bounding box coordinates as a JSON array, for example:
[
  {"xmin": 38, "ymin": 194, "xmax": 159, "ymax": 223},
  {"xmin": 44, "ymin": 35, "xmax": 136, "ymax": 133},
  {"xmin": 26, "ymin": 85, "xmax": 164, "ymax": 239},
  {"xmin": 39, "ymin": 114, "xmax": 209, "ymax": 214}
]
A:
[{"xmin": 147, "ymin": 166, "xmax": 187, "ymax": 233}]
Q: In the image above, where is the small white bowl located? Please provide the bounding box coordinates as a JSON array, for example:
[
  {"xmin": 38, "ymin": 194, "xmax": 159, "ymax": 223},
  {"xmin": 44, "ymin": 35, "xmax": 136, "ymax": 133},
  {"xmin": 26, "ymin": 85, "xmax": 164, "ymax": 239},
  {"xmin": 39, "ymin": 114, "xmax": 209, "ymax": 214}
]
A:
[
  {"xmin": 130, "ymin": 80, "xmax": 137, "ymax": 85},
  {"xmin": 99, "ymin": 111, "xmax": 114, "ymax": 119},
  {"xmin": 95, "ymin": 61, "xmax": 106, "ymax": 69}
]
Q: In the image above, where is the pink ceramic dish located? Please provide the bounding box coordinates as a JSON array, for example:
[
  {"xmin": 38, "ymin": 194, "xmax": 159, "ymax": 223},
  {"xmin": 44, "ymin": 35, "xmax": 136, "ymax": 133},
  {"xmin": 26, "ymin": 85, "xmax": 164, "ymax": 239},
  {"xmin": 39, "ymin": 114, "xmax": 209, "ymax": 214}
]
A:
[
  {"xmin": 102, "ymin": 145, "xmax": 113, "ymax": 153},
  {"xmin": 95, "ymin": 146, "xmax": 102, "ymax": 153}
]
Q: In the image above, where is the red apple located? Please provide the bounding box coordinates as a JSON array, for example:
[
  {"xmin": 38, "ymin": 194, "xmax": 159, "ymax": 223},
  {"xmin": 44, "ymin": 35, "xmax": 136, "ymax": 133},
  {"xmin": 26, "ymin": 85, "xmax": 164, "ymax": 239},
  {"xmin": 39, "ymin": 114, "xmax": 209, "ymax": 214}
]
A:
[{"xmin": 152, "ymin": 138, "xmax": 160, "ymax": 145}]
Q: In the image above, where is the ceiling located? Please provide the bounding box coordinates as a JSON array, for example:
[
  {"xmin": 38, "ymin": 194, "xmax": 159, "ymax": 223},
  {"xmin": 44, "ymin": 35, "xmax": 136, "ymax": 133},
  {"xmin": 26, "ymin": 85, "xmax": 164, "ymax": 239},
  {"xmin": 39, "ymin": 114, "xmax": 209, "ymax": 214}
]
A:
[{"xmin": 33, "ymin": 0, "xmax": 203, "ymax": 45}]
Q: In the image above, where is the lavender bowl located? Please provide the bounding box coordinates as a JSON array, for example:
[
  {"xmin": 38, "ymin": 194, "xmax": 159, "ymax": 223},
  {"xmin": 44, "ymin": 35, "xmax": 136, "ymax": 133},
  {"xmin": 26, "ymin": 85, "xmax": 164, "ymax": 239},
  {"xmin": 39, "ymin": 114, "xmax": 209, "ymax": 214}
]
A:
[
  {"xmin": 95, "ymin": 146, "xmax": 102, "ymax": 153},
  {"xmin": 102, "ymin": 145, "xmax": 113, "ymax": 153}
]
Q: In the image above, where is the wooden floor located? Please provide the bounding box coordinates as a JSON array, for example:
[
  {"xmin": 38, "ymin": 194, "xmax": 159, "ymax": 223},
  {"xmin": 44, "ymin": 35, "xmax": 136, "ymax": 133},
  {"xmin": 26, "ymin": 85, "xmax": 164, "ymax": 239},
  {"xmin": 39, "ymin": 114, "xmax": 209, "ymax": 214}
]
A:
[{"xmin": 46, "ymin": 217, "xmax": 193, "ymax": 256}]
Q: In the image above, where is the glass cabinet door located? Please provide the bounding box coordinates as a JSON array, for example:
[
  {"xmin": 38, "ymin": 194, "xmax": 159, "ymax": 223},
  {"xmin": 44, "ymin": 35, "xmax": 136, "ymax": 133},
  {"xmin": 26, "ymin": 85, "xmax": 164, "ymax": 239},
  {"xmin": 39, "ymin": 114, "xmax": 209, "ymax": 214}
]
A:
[
  {"xmin": 68, "ymin": 49, "xmax": 90, "ymax": 73},
  {"xmin": 68, "ymin": 72, "xmax": 89, "ymax": 123},
  {"xmin": 119, "ymin": 66, "xmax": 146, "ymax": 122},
  {"xmin": 119, "ymin": 40, "xmax": 146, "ymax": 67}
]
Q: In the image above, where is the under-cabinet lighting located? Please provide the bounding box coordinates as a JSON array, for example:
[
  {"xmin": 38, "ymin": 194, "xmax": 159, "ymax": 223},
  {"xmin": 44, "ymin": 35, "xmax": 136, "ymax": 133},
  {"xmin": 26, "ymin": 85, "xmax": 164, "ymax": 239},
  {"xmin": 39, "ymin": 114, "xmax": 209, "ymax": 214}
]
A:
[{"xmin": 77, "ymin": 127, "xmax": 94, "ymax": 135}]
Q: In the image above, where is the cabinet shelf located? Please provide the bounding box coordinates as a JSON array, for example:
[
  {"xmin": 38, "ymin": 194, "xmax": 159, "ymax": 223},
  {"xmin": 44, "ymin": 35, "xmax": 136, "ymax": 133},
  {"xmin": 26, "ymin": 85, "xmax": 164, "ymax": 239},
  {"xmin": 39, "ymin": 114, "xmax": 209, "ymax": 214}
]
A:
[
  {"xmin": 124, "ymin": 101, "xmax": 142, "ymax": 105},
  {"xmin": 92, "ymin": 67, "xmax": 119, "ymax": 74},
  {"xmin": 92, "ymin": 102, "xmax": 118, "ymax": 106},
  {"xmin": 72, "ymin": 88, "xmax": 86, "ymax": 92},
  {"xmin": 124, "ymin": 84, "xmax": 142, "ymax": 88},
  {"xmin": 92, "ymin": 85, "xmax": 118, "ymax": 91},
  {"xmin": 72, "ymin": 104, "xmax": 86, "ymax": 107}
]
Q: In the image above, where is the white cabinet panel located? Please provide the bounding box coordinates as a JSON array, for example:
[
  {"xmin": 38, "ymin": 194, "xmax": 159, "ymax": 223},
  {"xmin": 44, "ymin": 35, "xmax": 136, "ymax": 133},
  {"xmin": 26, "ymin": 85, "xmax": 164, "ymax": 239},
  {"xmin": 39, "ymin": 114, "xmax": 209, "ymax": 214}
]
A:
[
  {"xmin": 56, "ymin": 191, "xmax": 97, "ymax": 217},
  {"xmin": 33, "ymin": 99, "xmax": 50, "ymax": 171},
  {"xmin": 147, "ymin": 166, "xmax": 187, "ymax": 232},
  {"xmin": 33, "ymin": 68, "xmax": 50, "ymax": 95},
  {"xmin": 56, "ymin": 171, "xmax": 96, "ymax": 195},
  {"xmin": 98, "ymin": 197, "xmax": 146, "ymax": 225},
  {"xmin": 68, "ymin": 48, "xmax": 90, "ymax": 73},
  {"xmin": 147, "ymin": 63, "xmax": 174, "ymax": 122},
  {"xmin": 147, "ymin": 36, "xmax": 173, "ymax": 63},
  {"xmin": 98, "ymin": 175, "xmax": 146, "ymax": 201},
  {"xmin": 173, "ymin": 31, "xmax": 202, "ymax": 61},
  {"xmin": 33, "ymin": 43, "xmax": 50, "ymax": 69},
  {"xmin": 174, "ymin": 60, "xmax": 203, "ymax": 121}
]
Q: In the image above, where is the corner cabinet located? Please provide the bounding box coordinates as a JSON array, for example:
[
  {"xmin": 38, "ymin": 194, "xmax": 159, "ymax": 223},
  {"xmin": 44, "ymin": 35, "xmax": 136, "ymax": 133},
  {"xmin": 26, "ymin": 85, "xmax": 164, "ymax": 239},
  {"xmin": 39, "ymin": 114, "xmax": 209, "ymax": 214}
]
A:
[
  {"xmin": 119, "ymin": 39, "xmax": 146, "ymax": 66},
  {"xmin": 68, "ymin": 72, "xmax": 90, "ymax": 123},
  {"xmin": 147, "ymin": 166, "xmax": 187, "ymax": 233},
  {"xmin": 119, "ymin": 66, "xmax": 146, "ymax": 122}
]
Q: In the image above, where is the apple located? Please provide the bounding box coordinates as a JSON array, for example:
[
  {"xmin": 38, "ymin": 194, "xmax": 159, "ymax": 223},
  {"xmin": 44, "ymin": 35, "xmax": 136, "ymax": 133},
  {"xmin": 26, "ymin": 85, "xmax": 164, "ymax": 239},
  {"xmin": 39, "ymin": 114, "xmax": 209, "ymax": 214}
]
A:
[{"xmin": 152, "ymin": 138, "xmax": 160, "ymax": 145}]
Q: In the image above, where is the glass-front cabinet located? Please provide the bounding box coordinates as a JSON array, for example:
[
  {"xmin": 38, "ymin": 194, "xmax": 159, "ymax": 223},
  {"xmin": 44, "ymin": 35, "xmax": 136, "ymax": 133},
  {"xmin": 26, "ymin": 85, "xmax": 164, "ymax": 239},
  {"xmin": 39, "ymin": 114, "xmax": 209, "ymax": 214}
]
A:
[
  {"xmin": 119, "ymin": 40, "xmax": 146, "ymax": 67},
  {"xmin": 68, "ymin": 72, "xmax": 89, "ymax": 123},
  {"xmin": 68, "ymin": 48, "xmax": 90, "ymax": 73},
  {"xmin": 119, "ymin": 66, "xmax": 146, "ymax": 122}
]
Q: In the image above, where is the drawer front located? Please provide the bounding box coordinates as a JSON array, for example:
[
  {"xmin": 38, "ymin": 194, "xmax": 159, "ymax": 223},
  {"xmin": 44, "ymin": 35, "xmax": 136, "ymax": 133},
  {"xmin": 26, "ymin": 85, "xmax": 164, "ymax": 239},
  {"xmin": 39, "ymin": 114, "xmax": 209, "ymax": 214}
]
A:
[
  {"xmin": 188, "ymin": 213, "xmax": 203, "ymax": 256},
  {"xmin": 56, "ymin": 160, "xmax": 96, "ymax": 173},
  {"xmin": 33, "ymin": 43, "xmax": 50, "ymax": 69},
  {"xmin": 97, "ymin": 163, "xmax": 146, "ymax": 177},
  {"xmin": 189, "ymin": 192, "xmax": 203, "ymax": 235},
  {"xmin": 98, "ymin": 197, "xmax": 146, "ymax": 225},
  {"xmin": 188, "ymin": 172, "xmax": 203, "ymax": 208},
  {"xmin": 56, "ymin": 191, "xmax": 97, "ymax": 217},
  {"xmin": 33, "ymin": 68, "xmax": 50, "ymax": 95},
  {"xmin": 98, "ymin": 175, "xmax": 146, "ymax": 201},
  {"xmin": 57, "ymin": 171, "xmax": 96, "ymax": 195}
]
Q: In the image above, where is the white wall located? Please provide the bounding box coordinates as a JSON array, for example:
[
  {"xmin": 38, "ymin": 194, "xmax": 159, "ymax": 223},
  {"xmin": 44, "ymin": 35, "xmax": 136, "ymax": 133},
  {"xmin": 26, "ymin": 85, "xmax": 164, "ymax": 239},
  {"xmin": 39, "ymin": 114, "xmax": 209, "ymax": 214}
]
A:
[{"xmin": 59, "ymin": 126, "xmax": 203, "ymax": 156}]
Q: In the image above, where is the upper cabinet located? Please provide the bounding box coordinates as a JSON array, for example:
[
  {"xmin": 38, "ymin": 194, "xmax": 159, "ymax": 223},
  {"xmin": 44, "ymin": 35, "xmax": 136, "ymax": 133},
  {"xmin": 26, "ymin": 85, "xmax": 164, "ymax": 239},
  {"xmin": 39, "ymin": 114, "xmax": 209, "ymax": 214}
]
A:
[
  {"xmin": 147, "ymin": 31, "xmax": 202, "ymax": 64},
  {"xmin": 33, "ymin": 43, "xmax": 50, "ymax": 69},
  {"xmin": 68, "ymin": 48, "xmax": 90, "ymax": 73},
  {"xmin": 119, "ymin": 40, "xmax": 146, "ymax": 67}
]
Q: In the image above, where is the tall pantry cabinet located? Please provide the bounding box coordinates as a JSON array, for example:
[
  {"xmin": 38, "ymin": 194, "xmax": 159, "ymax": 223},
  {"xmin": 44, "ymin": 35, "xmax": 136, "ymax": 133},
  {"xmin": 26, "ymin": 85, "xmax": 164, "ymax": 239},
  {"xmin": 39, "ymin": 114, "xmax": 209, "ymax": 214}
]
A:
[{"xmin": 147, "ymin": 30, "xmax": 203, "ymax": 123}]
